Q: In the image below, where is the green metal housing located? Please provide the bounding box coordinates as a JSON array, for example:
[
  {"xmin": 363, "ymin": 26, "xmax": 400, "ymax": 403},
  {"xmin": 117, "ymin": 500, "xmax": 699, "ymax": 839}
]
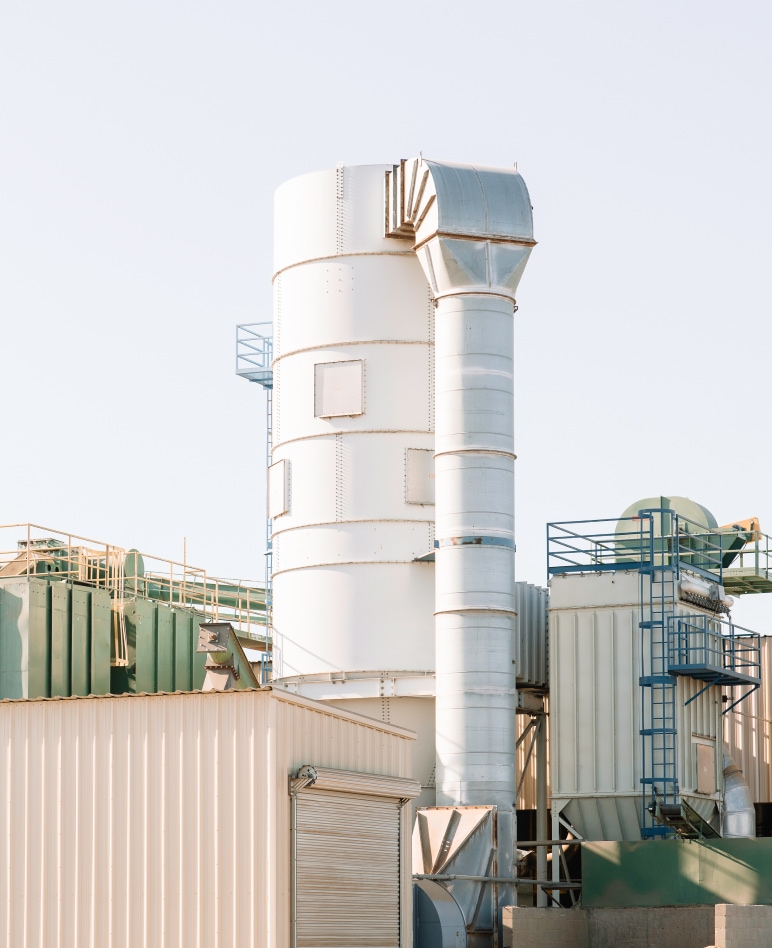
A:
[
  {"xmin": 583, "ymin": 838, "xmax": 772, "ymax": 907},
  {"xmin": 0, "ymin": 577, "xmax": 207, "ymax": 699}
]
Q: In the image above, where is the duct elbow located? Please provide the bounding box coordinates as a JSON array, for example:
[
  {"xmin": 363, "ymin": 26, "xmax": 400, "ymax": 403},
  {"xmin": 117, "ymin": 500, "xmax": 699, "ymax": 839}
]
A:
[{"xmin": 722, "ymin": 747, "xmax": 756, "ymax": 838}]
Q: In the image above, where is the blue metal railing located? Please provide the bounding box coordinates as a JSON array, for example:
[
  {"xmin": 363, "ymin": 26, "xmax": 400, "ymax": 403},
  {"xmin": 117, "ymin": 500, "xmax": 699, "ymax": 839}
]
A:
[
  {"xmin": 667, "ymin": 614, "xmax": 761, "ymax": 711},
  {"xmin": 547, "ymin": 512, "xmax": 731, "ymax": 582},
  {"xmin": 547, "ymin": 517, "xmax": 649, "ymax": 574},
  {"xmin": 236, "ymin": 322, "xmax": 274, "ymax": 388}
]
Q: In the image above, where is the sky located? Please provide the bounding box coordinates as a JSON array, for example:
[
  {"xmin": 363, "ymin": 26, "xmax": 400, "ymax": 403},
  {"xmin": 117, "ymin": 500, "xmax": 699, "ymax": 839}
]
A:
[{"xmin": 1, "ymin": 1, "xmax": 771, "ymax": 627}]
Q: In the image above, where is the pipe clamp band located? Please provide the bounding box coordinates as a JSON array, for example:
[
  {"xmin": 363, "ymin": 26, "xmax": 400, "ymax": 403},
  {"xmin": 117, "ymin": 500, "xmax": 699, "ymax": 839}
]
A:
[{"xmin": 435, "ymin": 536, "xmax": 516, "ymax": 550}]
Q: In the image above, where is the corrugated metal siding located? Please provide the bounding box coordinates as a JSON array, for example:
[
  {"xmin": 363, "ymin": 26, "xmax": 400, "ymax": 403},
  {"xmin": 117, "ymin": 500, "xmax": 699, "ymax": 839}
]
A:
[
  {"xmin": 0, "ymin": 688, "xmax": 415, "ymax": 948},
  {"xmin": 113, "ymin": 599, "xmax": 206, "ymax": 695},
  {"xmin": 724, "ymin": 636, "xmax": 772, "ymax": 803},
  {"xmin": 551, "ymin": 596, "xmax": 640, "ymax": 800},
  {"xmin": 514, "ymin": 582, "xmax": 548, "ymax": 689}
]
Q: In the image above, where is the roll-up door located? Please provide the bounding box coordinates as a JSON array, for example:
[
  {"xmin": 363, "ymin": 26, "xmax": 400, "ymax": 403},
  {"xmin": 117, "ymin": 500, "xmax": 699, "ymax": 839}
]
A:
[
  {"xmin": 291, "ymin": 767, "xmax": 421, "ymax": 948},
  {"xmin": 296, "ymin": 790, "xmax": 400, "ymax": 947}
]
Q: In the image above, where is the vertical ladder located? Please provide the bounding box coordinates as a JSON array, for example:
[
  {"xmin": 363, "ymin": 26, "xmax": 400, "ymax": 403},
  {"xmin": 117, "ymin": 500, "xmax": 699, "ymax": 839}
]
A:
[
  {"xmin": 638, "ymin": 511, "xmax": 679, "ymax": 838},
  {"xmin": 264, "ymin": 379, "xmax": 273, "ymax": 667},
  {"xmin": 235, "ymin": 323, "xmax": 274, "ymax": 680}
]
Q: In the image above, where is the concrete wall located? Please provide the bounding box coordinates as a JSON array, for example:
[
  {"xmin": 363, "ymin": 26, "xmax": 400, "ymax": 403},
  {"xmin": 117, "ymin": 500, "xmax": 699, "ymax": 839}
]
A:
[
  {"xmin": 502, "ymin": 904, "xmax": 772, "ymax": 948},
  {"xmin": 502, "ymin": 906, "xmax": 588, "ymax": 947},
  {"xmin": 588, "ymin": 907, "xmax": 714, "ymax": 948},
  {"xmin": 714, "ymin": 904, "xmax": 772, "ymax": 948}
]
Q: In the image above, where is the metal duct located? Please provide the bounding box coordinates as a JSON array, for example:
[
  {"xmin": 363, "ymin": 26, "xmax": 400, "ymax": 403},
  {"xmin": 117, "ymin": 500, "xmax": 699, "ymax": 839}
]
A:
[
  {"xmin": 722, "ymin": 746, "xmax": 756, "ymax": 838},
  {"xmin": 387, "ymin": 159, "xmax": 535, "ymax": 875}
]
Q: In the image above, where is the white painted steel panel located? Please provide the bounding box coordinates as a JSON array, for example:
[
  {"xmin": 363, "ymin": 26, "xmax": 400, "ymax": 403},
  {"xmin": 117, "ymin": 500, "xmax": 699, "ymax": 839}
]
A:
[
  {"xmin": 273, "ymin": 564, "xmax": 435, "ymax": 677},
  {"xmin": 274, "ymin": 165, "xmax": 409, "ymax": 276},
  {"xmin": 0, "ymin": 689, "xmax": 416, "ymax": 948},
  {"xmin": 268, "ymin": 459, "xmax": 290, "ymax": 519},
  {"xmin": 314, "ymin": 360, "xmax": 364, "ymax": 418},
  {"xmin": 274, "ymin": 168, "xmax": 339, "ymax": 275},
  {"xmin": 274, "ymin": 256, "xmax": 432, "ymax": 361},
  {"xmin": 271, "ymin": 433, "xmax": 434, "ymax": 531},
  {"xmin": 270, "ymin": 437, "xmax": 338, "ymax": 527},
  {"xmin": 276, "ymin": 345, "xmax": 432, "ymax": 445},
  {"xmin": 274, "ymin": 521, "xmax": 434, "ymax": 570},
  {"xmin": 724, "ymin": 635, "xmax": 772, "ymax": 803}
]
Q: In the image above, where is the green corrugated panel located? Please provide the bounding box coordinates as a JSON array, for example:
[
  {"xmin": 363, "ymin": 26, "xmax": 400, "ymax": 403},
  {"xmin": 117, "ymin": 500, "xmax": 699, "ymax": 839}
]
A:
[
  {"xmin": 192, "ymin": 614, "xmax": 207, "ymax": 689},
  {"xmin": 27, "ymin": 580, "xmax": 51, "ymax": 699},
  {"xmin": 70, "ymin": 587, "xmax": 90, "ymax": 697},
  {"xmin": 173, "ymin": 608, "xmax": 193, "ymax": 691},
  {"xmin": 583, "ymin": 839, "xmax": 772, "ymax": 907},
  {"xmin": 50, "ymin": 583, "xmax": 71, "ymax": 697},
  {"xmin": 0, "ymin": 581, "xmax": 32, "ymax": 699},
  {"xmin": 156, "ymin": 607, "xmax": 174, "ymax": 692},
  {"xmin": 131, "ymin": 598, "xmax": 157, "ymax": 695},
  {"xmin": 91, "ymin": 589, "xmax": 111, "ymax": 695}
]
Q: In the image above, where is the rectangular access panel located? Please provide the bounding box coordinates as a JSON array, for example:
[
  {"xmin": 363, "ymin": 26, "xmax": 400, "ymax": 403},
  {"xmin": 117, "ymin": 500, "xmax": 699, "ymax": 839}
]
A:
[
  {"xmin": 405, "ymin": 449, "xmax": 435, "ymax": 505},
  {"xmin": 268, "ymin": 459, "xmax": 290, "ymax": 519},
  {"xmin": 314, "ymin": 360, "xmax": 364, "ymax": 418}
]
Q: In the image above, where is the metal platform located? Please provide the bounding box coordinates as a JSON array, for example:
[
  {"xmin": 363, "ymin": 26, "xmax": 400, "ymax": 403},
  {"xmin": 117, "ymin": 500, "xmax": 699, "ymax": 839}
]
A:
[
  {"xmin": 723, "ymin": 566, "xmax": 772, "ymax": 595},
  {"xmin": 667, "ymin": 613, "xmax": 760, "ymax": 713},
  {"xmin": 236, "ymin": 322, "xmax": 273, "ymax": 388}
]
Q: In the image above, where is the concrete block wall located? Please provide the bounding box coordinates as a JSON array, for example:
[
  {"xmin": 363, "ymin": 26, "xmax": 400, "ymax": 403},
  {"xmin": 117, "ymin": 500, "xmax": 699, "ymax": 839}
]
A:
[
  {"xmin": 502, "ymin": 907, "xmax": 588, "ymax": 948},
  {"xmin": 503, "ymin": 904, "xmax": 772, "ymax": 948},
  {"xmin": 588, "ymin": 906, "xmax": 715, "ymax": 948},
  {"xmin": 714, "ymin": 904, "xmax": 772, "ymax": 948},
  {"xmin": 503, "ymin": 905, "xmax": 715, "ymax": 948}
]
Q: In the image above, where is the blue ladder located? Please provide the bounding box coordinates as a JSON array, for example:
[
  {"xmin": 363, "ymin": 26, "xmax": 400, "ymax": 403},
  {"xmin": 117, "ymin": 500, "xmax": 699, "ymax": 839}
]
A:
[{"xmin": 638, "ymin": 513, "xmax": 678, "ymax": 838}]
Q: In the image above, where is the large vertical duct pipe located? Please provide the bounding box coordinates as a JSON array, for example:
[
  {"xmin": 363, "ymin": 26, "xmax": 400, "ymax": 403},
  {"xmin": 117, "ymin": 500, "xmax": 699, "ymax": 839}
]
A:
[
  {"xmin": 723, "ymin": 746, "xmax": 756, "ymax": 838},
  {"xmin": 432, "ymin": 290, "xmax": 518, "ymax": 878},
  {"xmin": 387, "ymin": 159, "xmax": 535, "ymax": 880}
]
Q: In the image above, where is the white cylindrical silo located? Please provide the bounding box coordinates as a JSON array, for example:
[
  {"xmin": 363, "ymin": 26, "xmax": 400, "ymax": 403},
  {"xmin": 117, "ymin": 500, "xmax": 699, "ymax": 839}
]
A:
[{"xmin": 270, "ymin": 164, "xmax": 435, "ymax": 680}]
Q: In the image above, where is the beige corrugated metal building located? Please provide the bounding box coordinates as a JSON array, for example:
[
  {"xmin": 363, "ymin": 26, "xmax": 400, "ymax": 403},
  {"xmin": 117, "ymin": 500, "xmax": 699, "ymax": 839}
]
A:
[
  {"xmin": 0, "ymin": 687, "xmax": 419, "ymax": 948},
  {"xmin": 725, "ymin": 635, "xmax": 772, "ymax": 804}
]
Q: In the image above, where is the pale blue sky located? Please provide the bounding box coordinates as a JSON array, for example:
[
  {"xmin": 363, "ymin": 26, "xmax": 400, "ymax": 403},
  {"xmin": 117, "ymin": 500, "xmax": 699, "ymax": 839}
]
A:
[{"xmin": 2, "ymin": 0, "xmax": 771, "ymax": 624}]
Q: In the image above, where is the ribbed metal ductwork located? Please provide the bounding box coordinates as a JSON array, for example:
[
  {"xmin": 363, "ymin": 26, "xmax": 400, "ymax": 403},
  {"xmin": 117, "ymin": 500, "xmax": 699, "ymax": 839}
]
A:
[
  {"xmin": 387, "ymin": 158, "xmax": 535, "ymax": 874},
  {"xmin": 722, "ymin": 746, "xmax": 756, "ymax": 838}
]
